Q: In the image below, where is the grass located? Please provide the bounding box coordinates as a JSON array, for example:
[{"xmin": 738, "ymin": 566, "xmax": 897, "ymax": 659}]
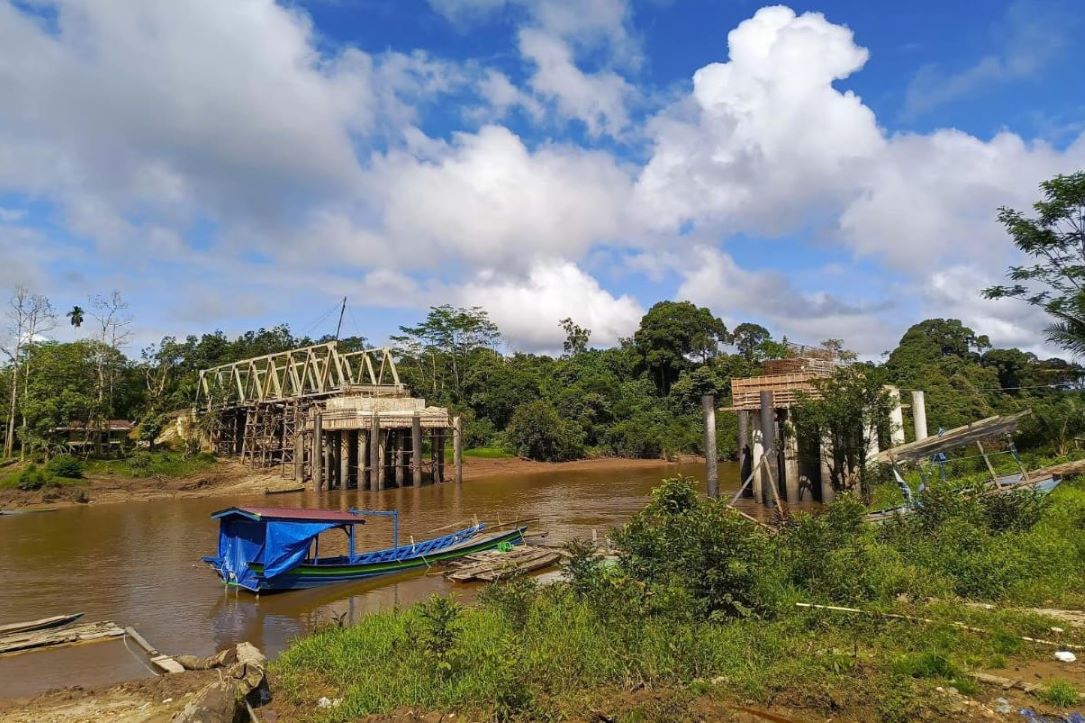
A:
[
  {"xmin": 1038, "ymin": 679, "xmax": 1081, "ymax": 708},
  {"xmin": 443, "ymin": 446, "xmax": 514, "ymax": 462},
  {"xmin": 271, "ymin": 475, "xmax": 1085, "ymax": 721},
  {"xmin": 83, "ymin": 450, "xmax": 218, "ymax": 479}
]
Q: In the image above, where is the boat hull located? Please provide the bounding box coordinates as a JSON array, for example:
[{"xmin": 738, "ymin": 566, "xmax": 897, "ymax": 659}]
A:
[{"xmin": 207, "ymin": 527, "xmax": 527, "ymax": 592}]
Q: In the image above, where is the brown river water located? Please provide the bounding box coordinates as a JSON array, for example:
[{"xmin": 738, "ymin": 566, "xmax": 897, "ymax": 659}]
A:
[{"xmin": 0, "ymin": 460, "xmax": 755, "ymax": 698}]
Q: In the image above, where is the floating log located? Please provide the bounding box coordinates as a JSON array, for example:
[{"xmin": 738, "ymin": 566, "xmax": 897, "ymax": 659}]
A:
[
  {"xmin": 0, "ymin": 612, "xmax": 83, "ymax": 637},
  {"xmin": 447, "ymin": 546, "xmax": 561, "ymax": 582},
  {"xmin": 0, "ymin": 620, "xmax": 124, "ymax": 655}
]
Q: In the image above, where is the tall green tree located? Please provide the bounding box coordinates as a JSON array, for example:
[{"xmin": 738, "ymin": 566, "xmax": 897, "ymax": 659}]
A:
[
  {"xmin": 984, "ymin": 171, "xmax": 1085, "ymax": 355},
  {"xmin": 559, "ymin": 317, "xmax": 590, "ymax": 357},
  {"xmin": 633, "ymin": 301, "xmax": 729, "ymax": 394},
  {"xmin": 392, "ymin": 305, "xmax": 501, "ymax": 400}
]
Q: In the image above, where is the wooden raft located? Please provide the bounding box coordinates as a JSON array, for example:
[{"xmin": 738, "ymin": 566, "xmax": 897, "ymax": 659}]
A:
[
  {"xmin": 0, "ymin": 612, "xmax": 83, "ymax": 637},
  {"xmin": 447, "ymin": 545, "xmax": 561, "ymax": 582},
  {"xmin": 0, "ymin": 620, "xmax": 124, "ymax": 655}
]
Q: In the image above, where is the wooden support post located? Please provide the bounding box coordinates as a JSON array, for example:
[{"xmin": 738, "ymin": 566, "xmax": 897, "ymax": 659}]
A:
[
  {"xmin": 294, "ymin": 431, "xmax": 305, "ymax": 484},
  {"xmin": 759, "ymin": 391, "xmax": 775, "ymax": 506},
  {"xmin": 347, "ymin": 430, "xmax": 358, "ymax": 488},
  {"xmin": 703, "ymin": 395, "xmax": 718, "ymax": 498},
  {"xmin": 377, "ymin": 430, "xmax": 387, "ymax": 490},
  {"xmin": 357, "ymin": 429, "xmax": 368, "ymax": 490},
  {"xmin": 782, "ymin": 410, "xmax": 799, "ymax": 503},
  {"xmin": 912, "ymin": 390, "xmax": 928, "ymax": 441},
  {"xmin": 432, "ymin": 429, "xmax": 445, "ymax": 483},
  {"xmin": 328, "ymin": 431, "xmax": 339, "ymax": 489},
  {"xmin": 751, "ymin": 413, "xmax": 764, "ymax": 504},
  {"xmin": 737, "ymin": 410, "xmax": 749, "ymax": 494},
  {"xmin": 412, "ymin": 415, "xmax": 423, "ymax": 487},
  {"xmin": 323, "ymin": 432, "xmax": 333, "ymax": 490},
  {"xmin": 977, "ymin": 440, "xmax": 999, "ymax": 484},
  {"xmin": 453, "ymin": 415, "xmax": 463, "ymax": 485},
  {"xmin": 370, "ymin": 415, "xmax": 382, "ymax": 490},
  {"xmin": 312, "ymin": 414, "xmax": 323, "ymax": 490},
  {"xmin": 339, "ymin": 431, "xmax": 350, "ymax": 489},
  {"xmin": 393, "ymin": 430, "xmax": 405, "ymax": 486}
]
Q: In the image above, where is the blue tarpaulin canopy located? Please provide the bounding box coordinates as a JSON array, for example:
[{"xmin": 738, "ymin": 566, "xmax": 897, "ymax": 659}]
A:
[{"xmin": 210, "ymin": 507, "xmax": 363, "ymax": 585}]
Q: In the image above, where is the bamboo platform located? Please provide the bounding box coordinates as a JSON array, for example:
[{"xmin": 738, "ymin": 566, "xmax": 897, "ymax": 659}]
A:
[
  {"xmin": 0, "ymin": 620, "xmax": 124, "ymax": 655},
  {"xmin": 446, "ymin": 545, "xmax": 562, "ymax": 582}
]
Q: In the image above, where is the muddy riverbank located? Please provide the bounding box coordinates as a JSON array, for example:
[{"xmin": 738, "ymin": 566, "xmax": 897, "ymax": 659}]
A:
[{"xmin": 0, "ymin": 455, "xmax": 686, "ymax": 512}]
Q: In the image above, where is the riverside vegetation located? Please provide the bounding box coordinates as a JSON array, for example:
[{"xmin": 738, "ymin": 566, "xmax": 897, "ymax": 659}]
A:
[{"xmin": 272, "ymin": 475, "xmax": 1085, "ymax": 721}]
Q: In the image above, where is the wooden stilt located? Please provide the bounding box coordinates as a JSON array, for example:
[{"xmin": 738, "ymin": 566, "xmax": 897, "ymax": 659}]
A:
[
  {"xmin": 432, "ymin": 429, "xmax": 444, "ymax": 483},
  {"xmin": 312, "ymin": 414, "xmax": 323, "ymax": 491},
  {"xmin": 453, "ymin": 415, "xmax": 463, "ymax": 485},
  {"xmin": 370, "ymin": 416, "xmax": 382, "ymax": 490},
  {"xmin": 412, "ymin": 414, "xmax": 423, "ymax": 487},
  {"xmin": 294, "ymin": 431, "xmax": 305, "ymax": 485},
  {"xmin": 347, "ymin": 430, "xmax": 358, "ymax": 488},
  {"xmin": 377, "ymin": 429, "xmax": 387, "ymax": 489},
  {"xmin": 358, "ymin": 429, "xmax": 369, "ymax": 490},
  {"xmin": 394, "ymin": 430, "xmax": 405, "ymax": 486}
]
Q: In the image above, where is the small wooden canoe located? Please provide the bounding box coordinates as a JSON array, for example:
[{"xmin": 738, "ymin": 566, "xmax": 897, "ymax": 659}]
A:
[{"xmin": 0, "ymin": 612, "xmax": 83, "ymax": 637}]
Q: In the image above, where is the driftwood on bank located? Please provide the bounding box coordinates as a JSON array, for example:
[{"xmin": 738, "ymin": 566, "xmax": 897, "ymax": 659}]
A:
[
  {"xmin": 0, "ymin": 620, "xmax": 124, "ymax": 655},
  {"xmin": 124, "ymin": 625, "xmax": 186, "ymax": 674}
]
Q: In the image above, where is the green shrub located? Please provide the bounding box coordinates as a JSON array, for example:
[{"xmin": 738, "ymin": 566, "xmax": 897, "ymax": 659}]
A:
[
  {"xmin": 612, "ymin": 476, "xmax": 777, "ymax": 620},
  {"xmin": 15, "ymin": 464, "xmax": 51, "ymax": 491},
  {"xmin": 891, "ymin": 651, "xmax": 959, "ymax": 679},
  {"xmin": 410, "ymin": 595, "xmax": 463, "ymax": 680},
  {"xmin": 46, "ymin": 454, "xmax": 83, "ymax": 479},
  {"xmin": 507, "ymin": 400, "xmax": 584, "ymax": 461}
]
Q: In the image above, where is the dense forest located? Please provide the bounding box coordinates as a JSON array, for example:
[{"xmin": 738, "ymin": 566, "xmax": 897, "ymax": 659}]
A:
[
  {"xmin": 3, "ymin": 172, "xmax": 1084, "ymax": 464},
  {"xmin": 1, "ymin": 294, "xmax": 1082, "ymax": 464}
]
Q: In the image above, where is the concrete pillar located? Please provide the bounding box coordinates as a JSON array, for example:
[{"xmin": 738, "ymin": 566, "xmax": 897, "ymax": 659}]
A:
[
  {"xmin": 370, "ymin": 415, "xmax": 383, "ymax": 490},
  {"xmin": 782, "ymin": 411, "xmax": 799, "ymax": 502},
  {"xmin": 412, "ymin": 415, "xmax": 424, "ymax": 487},
  {"xmin": 820, "ymin": 433, "xmax": 835, "ymax": 504},
  {"xmin": 864, "ymin": 410, "xmax": 880, "ymax": 461},
  {"xmin": 323, "ymin": 433, "xmax": 334, "ymax": 489},
  {"xmin": 453, "ymin": 416, "xmax": 463, "ymax": 485},
  {"xmin": 759, "ymin": 391, "xmax": 775, "ymax": 505},
  {"xmin": 751, "ymin": 413, "xmax": 764, "ymax": 504},
  {"xmin": 887, "ymin": 386, "xmax": 905, "ymax": 447},
  {"xmin": 393, "ymin": 430, "xmax": 405, "ymax": 486},
  {"xmin": 312, "ymin": 414, "xmax": 323, "ymax": 491},
  {"xmin": 362, "ymin": 427, "xmax": 371, "ymax": 490},
  {"xmin": 703, "ymin": 395, "xmax": 718, "ymax": 498},
  {"xmin": 912, "ymin": 390, "xmax": 928, "ymax": 441}
]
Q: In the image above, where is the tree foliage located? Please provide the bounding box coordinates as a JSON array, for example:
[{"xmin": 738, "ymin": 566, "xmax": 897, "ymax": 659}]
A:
[{"xmin": 985, "ymin": 172, "xmax": 1085, "ymax": 355}]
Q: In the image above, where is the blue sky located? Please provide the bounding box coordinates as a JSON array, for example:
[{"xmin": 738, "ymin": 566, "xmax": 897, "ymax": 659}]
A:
[{"xmin": 1, "ymin": 0, "xmax": 1083, "ymax": 358}]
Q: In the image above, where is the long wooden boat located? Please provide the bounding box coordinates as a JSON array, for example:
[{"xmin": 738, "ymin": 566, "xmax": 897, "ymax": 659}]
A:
[
  {"xmin": 203, "ymin": 506, "xmax": 527, "ymax": 593},
  {"xmin": 0, "ymin": 612, "xmax": 83, "ymax": 637}
]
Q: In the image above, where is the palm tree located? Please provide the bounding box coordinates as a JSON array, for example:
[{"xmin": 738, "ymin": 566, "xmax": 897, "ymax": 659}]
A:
[{"xmin": 67, "ymin": 305, "xmax": 84, "ymax": 328}]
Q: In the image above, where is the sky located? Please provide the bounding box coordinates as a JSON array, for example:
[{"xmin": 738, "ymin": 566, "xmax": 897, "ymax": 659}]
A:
[{"xmin": 1, "ymin": 0, "xmax": 1084, "ymax": 359}]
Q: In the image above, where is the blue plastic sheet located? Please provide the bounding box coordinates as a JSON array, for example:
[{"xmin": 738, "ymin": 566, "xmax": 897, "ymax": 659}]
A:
[
  {"xmin": 217, "ymin": 519, "xmax": 266, "ymax": 590},
  {"xmin": 262, "ymin": 521, "xmax": 340, "ymax": 578}
]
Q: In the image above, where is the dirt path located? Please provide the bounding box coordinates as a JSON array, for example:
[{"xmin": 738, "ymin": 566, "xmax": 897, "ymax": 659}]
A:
[{"xmin": 0, "ymin": 455, "xmax": 686, "ymax": 513}]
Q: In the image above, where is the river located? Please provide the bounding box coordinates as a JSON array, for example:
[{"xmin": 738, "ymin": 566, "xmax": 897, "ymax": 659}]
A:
[{"xmin": 0, "ymin": 461, "xmax": 748, "ymax": 698}]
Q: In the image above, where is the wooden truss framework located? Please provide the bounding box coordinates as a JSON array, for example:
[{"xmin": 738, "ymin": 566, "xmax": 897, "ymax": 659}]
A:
[{"xmin": 196, "ymin": 342, "xmax": 403, "ymax": 411}]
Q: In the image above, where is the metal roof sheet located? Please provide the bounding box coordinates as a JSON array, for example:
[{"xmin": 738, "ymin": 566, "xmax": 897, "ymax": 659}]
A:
[{"xmin": 210, "ymin": 506, "xmax": 364, "ymax": 523}]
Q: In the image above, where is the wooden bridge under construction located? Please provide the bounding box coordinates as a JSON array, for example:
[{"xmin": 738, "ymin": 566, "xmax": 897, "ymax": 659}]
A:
[{"xmin": 195, "ymin": 341, "xmax": 462, "ymax": 490}]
